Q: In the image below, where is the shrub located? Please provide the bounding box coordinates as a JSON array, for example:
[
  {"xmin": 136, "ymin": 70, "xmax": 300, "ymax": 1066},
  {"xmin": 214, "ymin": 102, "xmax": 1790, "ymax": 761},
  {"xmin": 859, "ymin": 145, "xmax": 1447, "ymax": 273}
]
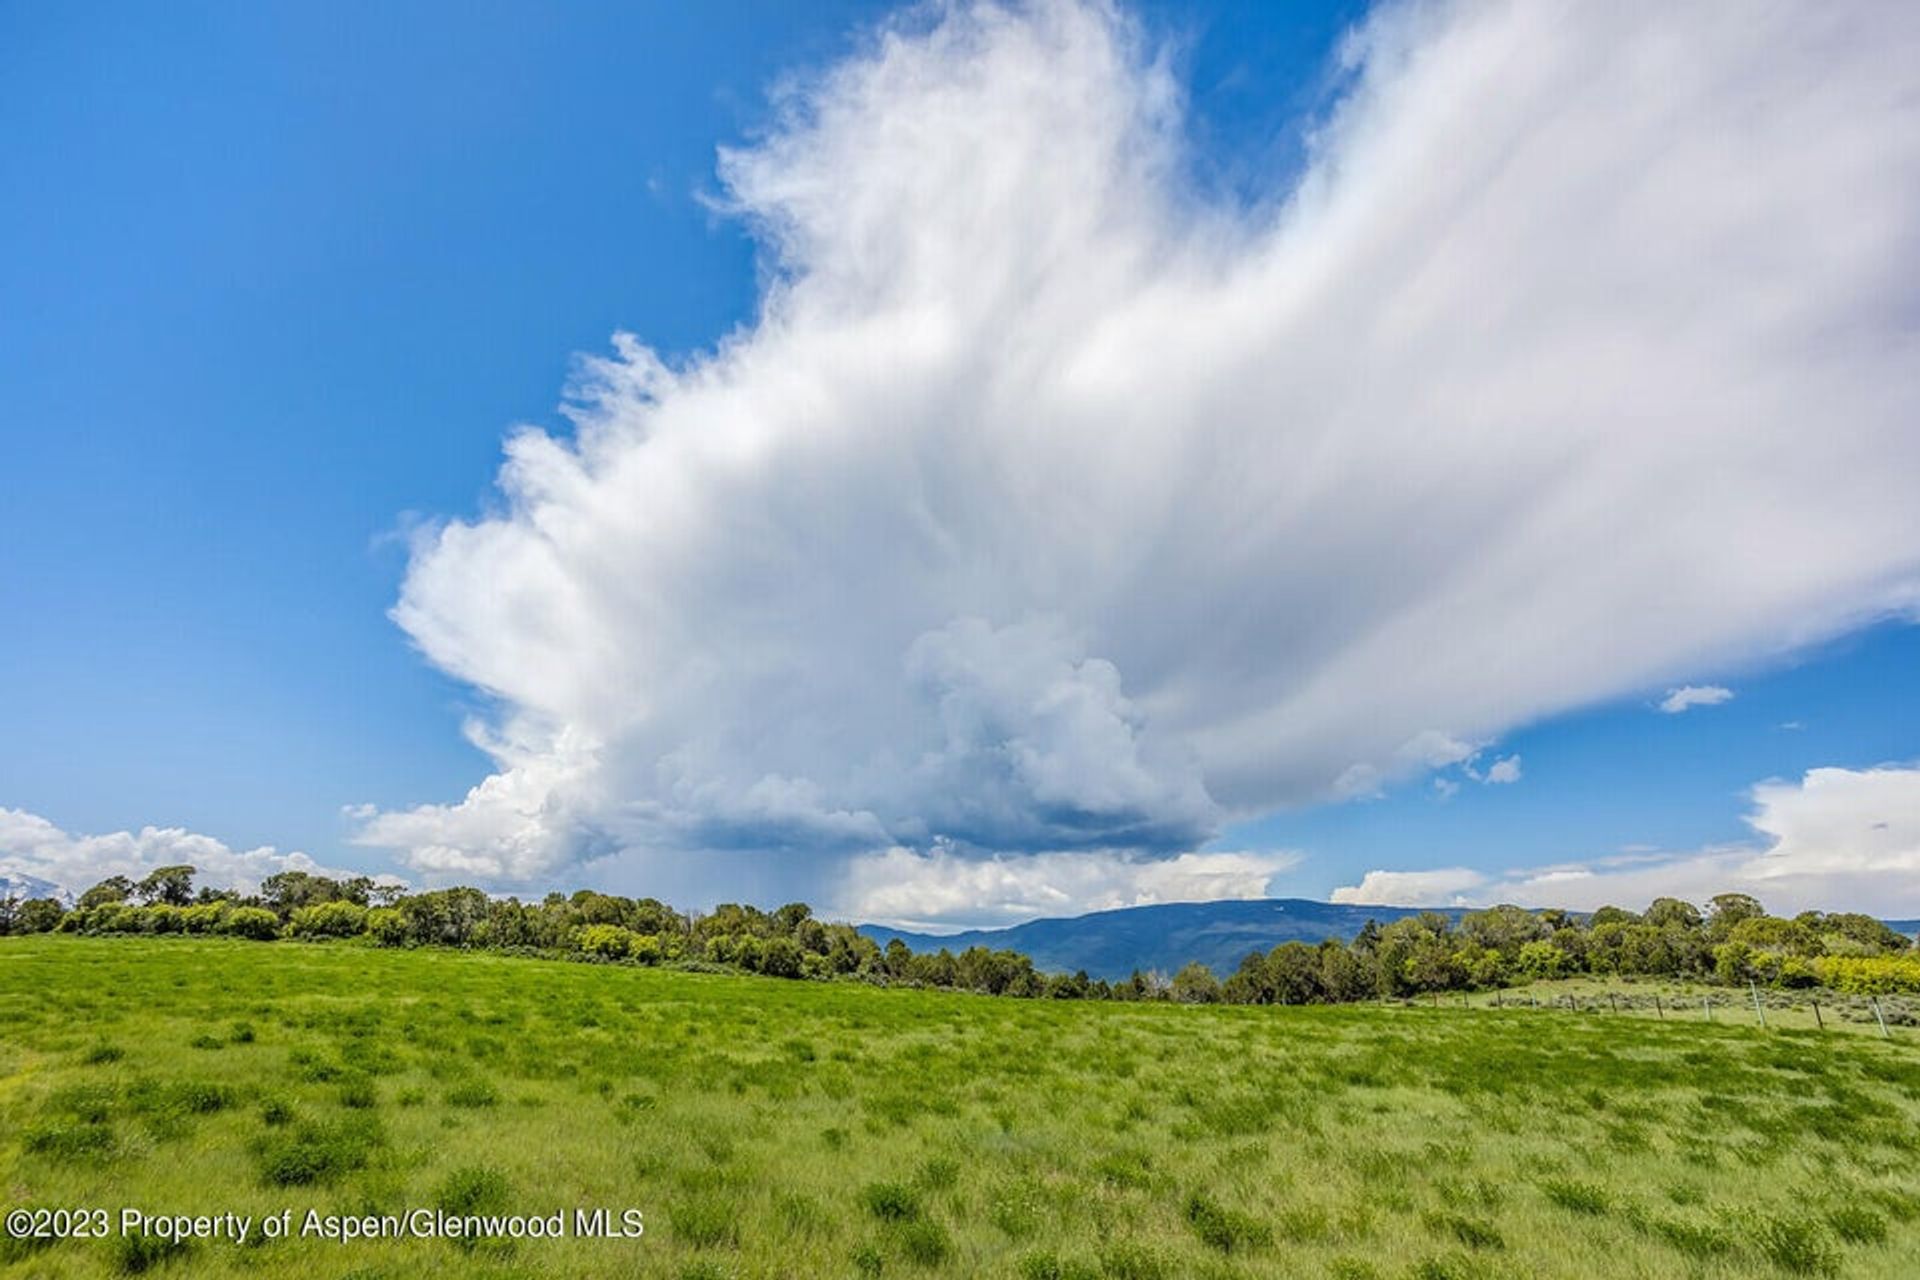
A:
[
  {"xmin": 444, "ymin": 1079, "xmax": 499, "ymax": 1109},
  {"xmin": 1826, "ymin": 1205, "xmax": 1888, "ymax": 1245},
  {"xmin": 337, "ymin": 1076, "xmax": 378, "ymax": 1109},
  {"xmin": 169, "ymin": 1080, "xmax": 233, "ymax": 1114},
  {"xmin": 24, "ymin": 1123, "xmax": 114, "ymax": 1160},
  {"xmin": 669, "ymin": 1194, "xmax": 739, "ymax": 1248},
  {"xmin": 579, "ymin": 924, "xmax": 639, "ymax": 959},
  {"xmin": 1184, "ymin": 1192, "xmax": 1271, "ymax": 1253},
  {"xmin": 436, "ymin": 1165, "xmax": 510, "ymax": 1216},
  {"xmin": 1750, "ymin": 1214, "xmax": 1839, "ymax": 1276},
  {"xmin": 365, "ymin": 907, "xmax": 409, "ymax": 946},
  {"xmin": 110, "ymin": 1229, "xmax": 191, "ymax": 1275},
  {"xmin": 758, "ymin": 937, "xmax": 804, "ymax": 979},
  {"xmin": 1019, "ymin": 1255, "xmax": 1103, "ymax": 1280},
  {"xmin": 255, "ymin": 1118, "xmax": 379, "ymax": 1186},
  {"xmin": 897, "ymin": 1218, "xmax": 952, "ymax": 1266},
  {"xmin": 1096, "ymin": 1242, "xmax": 1165, "ymax": 1280},
  {"xmin": 221, "ymin": 908, "xmax": 281, "ymax": 941},
  {"xmin": 916, "ymin": 1156, "xmax": 960, "ymax": 1191},
  {"xmin": 142, "ymin": 905, "xmax": 185, "ymax": 934},
  {"xmin": 288, "ymin": 900, "xmax": 368, "ymax": 939},
  {"xmin": 1644, "ymin": 1215, "xmax": 1732, "ymax": 1259},
  {"xmin": 1018, "ymin": 1252, "xmax": 1064, "ymax": 1280},
  {"xmin": 1422, "ymin": 1212, "xmax": 1504, "ymax": 1251},
  {"xmin": 861, "ymin": 1182, "xmax": 922, "ymax": 1221},
  {"xmin": 179, "ymin": 903, "xmax": 228, "ymax": 934},
  {"xmin": 1540, "ymin": 1179, "xmax": 1611, "ymax": 1215},
  {"xmin": 1817, "ymin": 954, "xmax": 1920, "ymax": 994}
]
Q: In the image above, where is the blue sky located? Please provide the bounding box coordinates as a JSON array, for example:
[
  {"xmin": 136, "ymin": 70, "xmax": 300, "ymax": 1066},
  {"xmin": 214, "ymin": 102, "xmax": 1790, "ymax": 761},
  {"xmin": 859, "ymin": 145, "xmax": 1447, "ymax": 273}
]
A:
[
  {"xmin": 4, "ymin": 1, "xmax": 1917, "ymax": 924},
  {"xmin": 1225, "ymin": 623, "xmax": 1920, "ymax": 887}
]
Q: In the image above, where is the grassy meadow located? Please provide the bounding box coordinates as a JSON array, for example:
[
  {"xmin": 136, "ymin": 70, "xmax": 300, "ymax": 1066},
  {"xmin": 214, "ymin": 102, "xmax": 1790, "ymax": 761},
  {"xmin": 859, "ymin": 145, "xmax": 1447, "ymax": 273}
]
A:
[{"xmin": 3, "ymin": 937, "xmax": 1919, "ymax": 1279}]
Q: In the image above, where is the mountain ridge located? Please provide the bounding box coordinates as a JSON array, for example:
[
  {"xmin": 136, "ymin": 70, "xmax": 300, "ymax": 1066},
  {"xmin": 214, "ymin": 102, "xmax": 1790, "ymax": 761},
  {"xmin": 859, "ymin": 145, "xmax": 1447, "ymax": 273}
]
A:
[{"xmin": 858, "ymin": 897, "xmax": 1468, "ymax": 981}]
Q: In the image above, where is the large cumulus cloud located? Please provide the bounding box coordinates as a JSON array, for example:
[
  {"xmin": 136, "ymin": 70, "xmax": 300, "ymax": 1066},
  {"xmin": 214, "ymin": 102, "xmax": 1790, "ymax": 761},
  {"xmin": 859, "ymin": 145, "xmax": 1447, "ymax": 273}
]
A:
[{"xmin": 359, "ymin": 0, "xmax": 1920, "ymax": 917}]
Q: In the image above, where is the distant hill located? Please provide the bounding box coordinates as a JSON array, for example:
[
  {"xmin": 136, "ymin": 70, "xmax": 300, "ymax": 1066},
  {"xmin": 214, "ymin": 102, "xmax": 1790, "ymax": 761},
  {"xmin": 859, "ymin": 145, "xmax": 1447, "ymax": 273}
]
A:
[{"xmin": 859, "ymin": 898, "xmax": 1468, "ymax": 981}]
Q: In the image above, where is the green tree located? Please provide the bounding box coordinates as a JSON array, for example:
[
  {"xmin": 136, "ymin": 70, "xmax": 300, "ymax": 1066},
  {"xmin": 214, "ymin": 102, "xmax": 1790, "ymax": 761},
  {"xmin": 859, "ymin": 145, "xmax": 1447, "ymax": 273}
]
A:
[
  {"xmin": 77, "ymin": 876, "xmax": 135, "ymax": 910},
  {"xmin": 1222, "ymin": 951, "xmax": 1276, "ymax": 1005},
  {"xmin": 758, "ymin": 936, "xmax": 804, "ymax": 979},
  {"xmin": 1645, "ymin": 897, "xmax": 1703, "ymax": 930},
  {"xmin": 1170, "ymin": 961, "xmax": 1221, "ymax": 1004},
  {"xmin": 1515, "ymin": 939, "xmax": 1570, "ymax": 980},
  {"xmin": 135, "ymin": 864, "xmax": 196, "ymax": 907},
  {"xmin": 1270, "ymin": 942, "xmax": 1326, "ymax": 1003},
  {"xmin": 1706, "ymin": 893, "xmax": 1765, "ymax": 941},
  {"xmin": 13, "ymin": 898, "xmax": 67, "ymax": 933}
]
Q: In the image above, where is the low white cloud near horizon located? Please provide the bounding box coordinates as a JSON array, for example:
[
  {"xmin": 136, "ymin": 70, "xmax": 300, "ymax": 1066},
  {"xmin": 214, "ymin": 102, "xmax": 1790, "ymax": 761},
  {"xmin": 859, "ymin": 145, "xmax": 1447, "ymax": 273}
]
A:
[
  {"xmin": 0, "ymin": 808, "xmax": 379, "ymax": 902},
  {"xmin": 1332, "ymin": 764, "xmax": 1920, "ymax": 919},
  {"xmin": 305, "ymin": 0, "xmax": 1920, "ymax": 914}
]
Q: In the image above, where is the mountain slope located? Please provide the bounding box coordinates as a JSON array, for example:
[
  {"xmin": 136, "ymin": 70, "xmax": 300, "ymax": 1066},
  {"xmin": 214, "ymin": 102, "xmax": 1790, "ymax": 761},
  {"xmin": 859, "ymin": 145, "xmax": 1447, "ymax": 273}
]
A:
[{"xmin": 859, "ymin": 898, "xmax": 1466, "ymax": 981}]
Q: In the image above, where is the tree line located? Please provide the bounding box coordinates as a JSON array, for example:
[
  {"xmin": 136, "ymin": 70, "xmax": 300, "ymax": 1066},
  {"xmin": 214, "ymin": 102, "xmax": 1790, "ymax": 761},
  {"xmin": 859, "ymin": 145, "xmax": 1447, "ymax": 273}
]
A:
[{"xmin": 3, "ymin": 871, "xmax": 1917, "ymax": 1000}]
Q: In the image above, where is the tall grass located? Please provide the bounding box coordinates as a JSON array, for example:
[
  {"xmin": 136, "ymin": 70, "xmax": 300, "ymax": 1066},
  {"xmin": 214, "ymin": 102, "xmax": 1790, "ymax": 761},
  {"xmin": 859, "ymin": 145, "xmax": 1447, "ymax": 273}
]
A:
[{"xmin": 1, "ymin": 935, "xmax": 1917, "ymax": 1277}]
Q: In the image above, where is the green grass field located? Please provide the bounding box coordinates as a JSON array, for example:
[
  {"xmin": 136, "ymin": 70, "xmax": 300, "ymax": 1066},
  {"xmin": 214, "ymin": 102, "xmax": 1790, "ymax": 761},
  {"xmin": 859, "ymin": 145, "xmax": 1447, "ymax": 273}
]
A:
[{"xmin": 4, "ymin": 938, "xmax": 1919, "ymax": 1279}]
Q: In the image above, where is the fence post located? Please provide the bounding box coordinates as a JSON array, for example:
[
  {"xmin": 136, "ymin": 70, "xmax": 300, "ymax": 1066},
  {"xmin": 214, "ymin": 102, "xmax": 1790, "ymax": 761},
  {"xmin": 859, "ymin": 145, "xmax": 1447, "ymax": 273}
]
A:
[
  {"xmin": 1609, "ymin": 993, "xmax": 1618, "ymax": 1014},
  {"xmin": 1704, "ymin": 997, "xmax": 1712, "ymax": 1022},
  {"xmin": 1871, "ymin": 996, "xmax": 1891, "ymax": 1039},
  {"xmin": 1654, "ymin": 995, "xmax": 1663, "ymax": 1019},
  {"xmin": 1749, "ymin": 980, "xmax": 1767, "ymax": 1029},
  {"xmin": 1811, "ymin": 1000, "xmax": 1823, "ymax": 1030}
]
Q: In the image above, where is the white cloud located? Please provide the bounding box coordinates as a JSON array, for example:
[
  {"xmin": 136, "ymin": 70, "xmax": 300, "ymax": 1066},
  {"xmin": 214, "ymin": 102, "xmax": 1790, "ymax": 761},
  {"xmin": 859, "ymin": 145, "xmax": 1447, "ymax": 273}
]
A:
[
  {"xmin": 1660, "ymin": 685, "xmax": 1735, "ymax": 714},
  {"xmin": 1483, "ymin": 755, "xmax": 1522, "ymax": 785},
  {"xmin": 1334, "ymin": 764, "xmax": 1920, "ymax": 917},
  {"xmin": 359, "ymin": 0, "xmax": 1920, "ymax": 898},
  {"xmin": 0, "ymin": 808, "xmax": 380, "ymax": 901},
  {"xmin": 843, "ymin": 844, "xmax": 1298, "ymax": 929},
  {"xmin": 1330, "ymin": 867, "xmax": 1487, "ymax": 907}
]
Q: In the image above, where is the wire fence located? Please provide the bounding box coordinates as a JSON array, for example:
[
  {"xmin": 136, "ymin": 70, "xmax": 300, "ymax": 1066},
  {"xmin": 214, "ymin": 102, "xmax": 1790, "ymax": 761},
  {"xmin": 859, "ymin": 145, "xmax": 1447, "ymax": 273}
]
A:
[{"xmin": 1390, "ymin": 983, "xmax": 1912, "ymax": 1038}]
